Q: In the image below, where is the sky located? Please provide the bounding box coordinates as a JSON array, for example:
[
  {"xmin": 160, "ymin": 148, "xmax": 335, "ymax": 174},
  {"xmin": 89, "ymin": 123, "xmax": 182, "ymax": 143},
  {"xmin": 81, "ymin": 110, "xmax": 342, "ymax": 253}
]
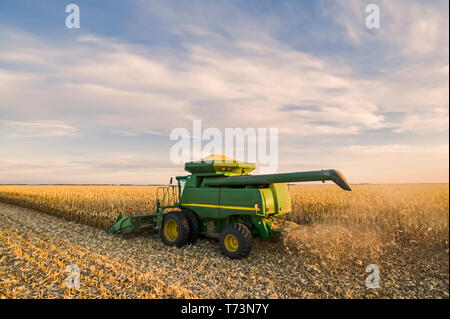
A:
[{"xmin": 0, "ymin": 0, "xmax": 448, "ymax": 184}]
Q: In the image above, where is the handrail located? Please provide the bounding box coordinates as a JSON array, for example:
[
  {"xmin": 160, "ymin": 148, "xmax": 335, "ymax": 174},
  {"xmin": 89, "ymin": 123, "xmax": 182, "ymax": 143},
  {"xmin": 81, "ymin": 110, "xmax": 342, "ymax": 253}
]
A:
[{"xmin": 156, "ymin": 185, "xmax": 178, "ymax": 208}]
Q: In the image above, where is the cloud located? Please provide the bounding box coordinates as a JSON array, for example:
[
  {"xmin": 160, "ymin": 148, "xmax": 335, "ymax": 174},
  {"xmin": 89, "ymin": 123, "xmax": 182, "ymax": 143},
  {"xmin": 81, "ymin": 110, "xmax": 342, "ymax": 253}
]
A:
[
  {"xmin": 0, "ymin": 155, "xmax": 184, "ymax": 184},
  {"xmin": 327, "ymin": 0, "xmax": 449, "ymax": 57},
  {"xmin": 1, "ymin": 120, "xmax": 78, "ymax": 138},
  {"xmin": 111, "ymin": 129, "xmax": 164, "ymax": 136},
  {"xmin": 0, "ymin": 31, "xmax": 387, "ymax": 136}
]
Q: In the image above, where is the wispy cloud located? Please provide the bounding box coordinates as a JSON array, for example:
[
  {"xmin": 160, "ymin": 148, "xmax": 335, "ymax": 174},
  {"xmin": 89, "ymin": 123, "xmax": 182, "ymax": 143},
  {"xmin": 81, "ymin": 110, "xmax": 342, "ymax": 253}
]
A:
[
  {"xmin": 1, "ymin": 120, "xmax": 78, "ymax": 138},
  {"xmin": 0, "ymin": 31, "xmax": 400, "ymax": 135}
]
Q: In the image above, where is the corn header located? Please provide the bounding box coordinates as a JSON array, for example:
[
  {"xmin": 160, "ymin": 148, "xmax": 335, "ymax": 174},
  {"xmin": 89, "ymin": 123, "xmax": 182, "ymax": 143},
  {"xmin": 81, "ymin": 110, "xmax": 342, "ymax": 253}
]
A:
[{"xmin": 109, "ymin": 155, "xmax": 351, "ymax": 259}]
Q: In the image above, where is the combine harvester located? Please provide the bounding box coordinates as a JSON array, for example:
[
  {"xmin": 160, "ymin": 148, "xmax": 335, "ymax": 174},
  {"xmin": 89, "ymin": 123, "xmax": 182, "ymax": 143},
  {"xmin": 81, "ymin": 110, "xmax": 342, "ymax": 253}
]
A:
[{"xmin": 109, "ymin": 155, "xmax": 351, "ymax": 259}]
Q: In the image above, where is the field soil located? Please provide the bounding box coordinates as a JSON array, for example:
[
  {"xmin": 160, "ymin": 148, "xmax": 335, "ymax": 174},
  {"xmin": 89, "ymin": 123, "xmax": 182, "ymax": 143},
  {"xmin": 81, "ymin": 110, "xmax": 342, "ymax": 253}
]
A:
[{"xmin": 0, "ymin": 202, "xmax": 448, "ymax": 298}]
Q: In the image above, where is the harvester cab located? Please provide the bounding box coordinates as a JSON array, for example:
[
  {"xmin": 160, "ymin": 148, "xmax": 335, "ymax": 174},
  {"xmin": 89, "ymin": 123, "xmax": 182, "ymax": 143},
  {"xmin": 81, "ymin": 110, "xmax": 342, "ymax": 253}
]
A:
[{"xmin": 109, "ymin": 154, "xmax": 351, "ymax": 259}]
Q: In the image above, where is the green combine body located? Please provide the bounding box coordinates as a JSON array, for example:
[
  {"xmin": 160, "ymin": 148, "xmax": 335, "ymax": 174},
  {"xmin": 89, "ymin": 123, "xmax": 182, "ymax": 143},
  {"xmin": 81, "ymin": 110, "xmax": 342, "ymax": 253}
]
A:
[{"xmin": 109, "ymin": 155, "xmax": 351, "ymax": 259}]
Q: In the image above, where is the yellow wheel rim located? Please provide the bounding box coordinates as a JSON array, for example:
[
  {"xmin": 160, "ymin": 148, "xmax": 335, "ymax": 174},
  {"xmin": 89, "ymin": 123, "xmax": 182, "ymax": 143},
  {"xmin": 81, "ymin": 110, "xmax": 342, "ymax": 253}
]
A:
[
  {"xmin": 224, "ymin": 234, "xmax": 239, "ymax": 252},
  {"xmin": 164, "ymin": 220, "xmax": 178, "ymax": 241}
]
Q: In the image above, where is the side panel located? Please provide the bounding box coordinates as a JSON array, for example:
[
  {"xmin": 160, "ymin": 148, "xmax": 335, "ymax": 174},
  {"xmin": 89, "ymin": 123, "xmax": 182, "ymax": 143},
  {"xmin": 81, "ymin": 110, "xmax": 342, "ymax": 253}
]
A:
[
  {"xmin": 180, "ymin": 188, "xmax": 220, "ymax": 218},
  {"xmin": 219, "ymin": 188, "xmax": 261, "ymax": 218},
  {"xmin": 271, "ymin": 183, "xmax": 291, "ymax": 215},
  {"xmin": 259, "ymin": 188, "xmax": 275, "ymax": 215}
]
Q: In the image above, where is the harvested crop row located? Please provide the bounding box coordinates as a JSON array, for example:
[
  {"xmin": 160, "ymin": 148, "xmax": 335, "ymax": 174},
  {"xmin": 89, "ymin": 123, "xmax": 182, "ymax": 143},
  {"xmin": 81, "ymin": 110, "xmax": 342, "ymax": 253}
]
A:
[{"xmin": 0, "ymin": 205, "xmax": 195, "ymax": 298}]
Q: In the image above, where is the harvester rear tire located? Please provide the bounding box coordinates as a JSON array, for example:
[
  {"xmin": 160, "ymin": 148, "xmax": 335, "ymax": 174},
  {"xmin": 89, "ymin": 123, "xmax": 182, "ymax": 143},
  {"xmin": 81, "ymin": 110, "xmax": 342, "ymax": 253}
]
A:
[
  {"xmin": 160, "ymin": 212, "xmax": 190, "ymax": 247},
  {"xmin": 182, "ymin": 210, "xmax": 201, "ymax": 244},
  {"xmin": 219, "ymin": 223, "xmax": 252, "ymax": 259}
]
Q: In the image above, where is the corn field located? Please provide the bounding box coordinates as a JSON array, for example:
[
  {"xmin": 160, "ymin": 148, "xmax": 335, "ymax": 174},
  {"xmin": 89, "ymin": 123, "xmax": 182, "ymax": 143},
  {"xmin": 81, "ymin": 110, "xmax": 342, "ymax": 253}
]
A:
[
  {"xmin": 0, "ymin": 184, "xmax": 448, "ymax": 298},
  {"xmin": 0, "ymin": 184, "xmax": 447, "ymax": 245}
]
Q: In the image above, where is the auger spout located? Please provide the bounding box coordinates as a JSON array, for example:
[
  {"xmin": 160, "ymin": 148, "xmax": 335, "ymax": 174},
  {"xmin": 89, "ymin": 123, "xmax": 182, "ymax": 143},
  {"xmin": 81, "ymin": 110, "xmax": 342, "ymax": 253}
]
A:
[{"xmin": 202, "ymin": 169, "xmax": 352, "ymax": 191}]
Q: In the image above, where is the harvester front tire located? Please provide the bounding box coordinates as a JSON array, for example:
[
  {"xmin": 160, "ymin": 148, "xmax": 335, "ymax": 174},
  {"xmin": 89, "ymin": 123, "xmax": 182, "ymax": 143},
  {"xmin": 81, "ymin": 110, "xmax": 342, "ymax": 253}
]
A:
[
  {"xmin": 182, "ymin": 210, "xmax": 201, "ymax": 244},
  {"xmin": 219, "ymin": 223, "xmax": 252, "ymax": 259},
  {"xmin": 160, "ymin": 212, "xmax": 190, "ymax": 247}
]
